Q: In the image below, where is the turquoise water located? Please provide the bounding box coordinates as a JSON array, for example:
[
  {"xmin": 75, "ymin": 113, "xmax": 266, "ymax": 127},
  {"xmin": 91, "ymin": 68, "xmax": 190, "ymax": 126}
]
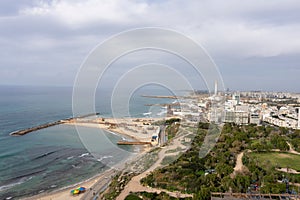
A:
[{"xmin": 0, "ymin": 85, "xmax": 175, "ymax": 199}]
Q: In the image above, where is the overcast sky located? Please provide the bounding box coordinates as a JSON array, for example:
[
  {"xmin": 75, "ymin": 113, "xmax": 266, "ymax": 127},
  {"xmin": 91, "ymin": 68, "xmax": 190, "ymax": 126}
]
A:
[{"xmin": 0, "ymin": 0, "xmax": 299, "ymax": 92}]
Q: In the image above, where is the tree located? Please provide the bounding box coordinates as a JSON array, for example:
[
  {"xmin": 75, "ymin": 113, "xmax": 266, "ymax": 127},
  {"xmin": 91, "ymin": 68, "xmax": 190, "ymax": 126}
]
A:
[
  {"xmin": 271, "ymin": 135, "xmax": 289, "ymax": 150},
  {"xmin": 216, "ymin": 163, "xmax": 234, "ymax": 178},
  {"xmin": 194, "ymin": 187, "xmax": 210, "ymax": 200},
  {"xmin": 125, "ymin": 194, "xmax": 142, "ymax": 200},
  {"xmin": 251, "ymin": 142, "xmax": 264, "ymax": 152},
  {"xmin": 221, "ymin": 176, "xmax": 233, "ymax": 191},
  {"xmin": 279, "ymin": 127, "xmax": 288, "ymax": 135},
  {"xmin": 232, "ymin": 175, "xmax": 251, "ymax": 193}
]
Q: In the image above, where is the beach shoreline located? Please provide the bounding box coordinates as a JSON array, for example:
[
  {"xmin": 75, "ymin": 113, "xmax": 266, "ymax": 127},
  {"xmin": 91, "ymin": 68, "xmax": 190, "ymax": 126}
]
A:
[
  {"xmin": 23, "ymin": 168, "xmax": 116, "ymax": 200},
  {"xmin": 23, "ymin": 117, "xmax": 160, "ymax": 200}
]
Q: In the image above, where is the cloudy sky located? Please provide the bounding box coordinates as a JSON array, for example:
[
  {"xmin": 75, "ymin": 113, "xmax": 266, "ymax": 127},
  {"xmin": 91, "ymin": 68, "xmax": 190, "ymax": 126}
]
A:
[{"xmin": 0, "ymin": 0, "xmax": 300, "ymax": 92}]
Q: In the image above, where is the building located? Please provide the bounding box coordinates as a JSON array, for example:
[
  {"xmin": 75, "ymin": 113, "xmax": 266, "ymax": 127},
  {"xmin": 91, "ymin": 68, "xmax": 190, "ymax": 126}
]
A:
[
  {"xmin": 235, "ymin": 105, "xmax": 249, "ymax": 112},
  {"xmin": 232, "ymin": 93, "xmax": 240, "ymax": 105},
  {"xmin": 224, "ymin": 111, "xmax": 235, "ymax": 123},
  {"xmin": 249, "ymin": 113, "xmax": 260, "ymax": 125},
  {"xmin": 235, "ymin": 111, "xmax": 249, "ymax": 125}
]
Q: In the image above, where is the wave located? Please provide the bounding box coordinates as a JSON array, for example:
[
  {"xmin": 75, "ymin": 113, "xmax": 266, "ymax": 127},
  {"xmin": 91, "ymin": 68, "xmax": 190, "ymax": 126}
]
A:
[
  {"xmin": 97, "ymin": 155, "xmax": 113, "ymax": 162},
  {"xmin": 8, "ymin": 169, "xmax": 44, "ymax": 183},
  {"xmin": 78, "ymin": 153, "xmax": 89, "ymax": 158},
  {"xmin": 56, "ymin": 166, "xmax": 107, "ymax": 192},
  {"xmin": 105, "ymin": 130, "xmax": 127, "ymax": 139},
  {"xmin": 108, "ymin": 131, "xmax": 117, "ymax": 135},
  {"xmin": 72, "ymin": 164, "xmax": 81, "ymax": 169},
  {"xmin": 0, "ymin": 148, "xmax": 21, "ymax": 160},
  {"xmin": 157, "ymin": 109, "xmax": 167, "ymax": 116},
  {"xmin": 0, "ymin": 176, "xmax": 33, "ymax": 192},
  {"xmin": 31, "ymin": 150, "xmax": 58, "ymax": 161},
  {"xmin": 143, "ymin": 112, "xmax": 152, "ymax": 116}
]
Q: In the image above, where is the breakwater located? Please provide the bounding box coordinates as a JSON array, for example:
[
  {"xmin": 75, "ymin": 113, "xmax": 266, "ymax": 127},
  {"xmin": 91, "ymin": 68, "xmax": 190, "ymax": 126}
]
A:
[
  {"xmin": 10, "ymin": 121, "xmax": 64, "ymax": 136},
  {"xmin": 144, "ymin": 102, "xmax": 180, "ymax": 106},
  {"xmin": 10, "ymin": 113, "xmax": 99, "ymax": 136},
  {"xmin": 117, "ymin": 141, "xmax": 152, "ymax": 145},
  {"xmin": 141, "ymin": 95, "xmax": 178, "ymax": 99}
]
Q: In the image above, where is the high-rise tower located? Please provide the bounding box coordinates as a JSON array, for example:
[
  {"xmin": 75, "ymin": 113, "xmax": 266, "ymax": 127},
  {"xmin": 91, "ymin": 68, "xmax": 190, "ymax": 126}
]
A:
[
  {"xmin": 298, "ymin": 108, "xmax": 300, "ymax": 129},
  {"xmin": 214, "ymin": 80, "xmax": 218, "ymax": 96}
]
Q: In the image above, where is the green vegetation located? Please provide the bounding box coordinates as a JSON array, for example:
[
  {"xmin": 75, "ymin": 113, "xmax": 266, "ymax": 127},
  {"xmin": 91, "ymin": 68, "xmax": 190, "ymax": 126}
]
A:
[
  {"xmin": 161, "ymin": 155, "xmax": 179, "ymax": 165},
  {"xmin": 166, "ymin": 122, "xmax": 180, "ymax": 140},
  {"xmin": 248, "ymin": 152, "xmax": 300, "ymax": 171},
  {"xmin": 125, "ymin": 192, "xmax": 192, "ymax": 200},
  {"xmin": 102, "ymin": 148, "xmax": 161, "ymax": 199},
  {"xmin": 128, "ymin": 147, "xmax": 160, "ymax": 173},
  {"xmin": 164, "ymin": 118, "xmax": 181, "ymax": 141},
  {"xmin": 152, "ymin": 118, "xmax": 181, "ymax": 140},
  {"xmin": 165, "ymin": 118, "xmax": 181, "ymax": 125},
  {"xmin": 102, "ymin": 172, "xmax": 137, "ymax": 200},
  {"xmin": 125, "ymin": 194, "xmax": 142, "ymax": 200},
  {"xmin": 103, "ymin": 122, "xmax": 300, "ymax": 199},
  {"xmin": 288, "ymin": 129, "xmax": 300, "ymax": 152},
  {"xmin": 141, "ymin": 123, "xmax": 228, "ymax": 197},
  {"xmin": 165, "ymin": 146, "xmax": 183, "ymax": 154},
  {"xmin": 152, "ymin": 118, "xmax": 180, "ymax": 126},
  {"xmin": 140, "ymin": 123, "xmax": 300, "ymax": 199}
]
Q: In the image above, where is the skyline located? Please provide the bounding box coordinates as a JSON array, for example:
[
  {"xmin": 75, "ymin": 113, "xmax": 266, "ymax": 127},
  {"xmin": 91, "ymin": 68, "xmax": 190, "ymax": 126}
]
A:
[{"xmin": 0, "ymin": 0, "xmax": 300, "ymax": 92}]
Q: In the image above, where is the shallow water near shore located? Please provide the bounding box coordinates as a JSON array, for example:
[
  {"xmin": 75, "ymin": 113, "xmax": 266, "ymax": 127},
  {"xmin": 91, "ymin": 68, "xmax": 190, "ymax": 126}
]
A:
[{"xmin": 0, "ymin": 85, "xmax": 176, "ymax": 199}]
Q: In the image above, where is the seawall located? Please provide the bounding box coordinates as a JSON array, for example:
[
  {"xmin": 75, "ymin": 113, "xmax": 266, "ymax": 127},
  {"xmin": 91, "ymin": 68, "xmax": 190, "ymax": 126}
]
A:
[{"xmin": 10, "ymin": 113, "xmax": 99, "ymax": 136}]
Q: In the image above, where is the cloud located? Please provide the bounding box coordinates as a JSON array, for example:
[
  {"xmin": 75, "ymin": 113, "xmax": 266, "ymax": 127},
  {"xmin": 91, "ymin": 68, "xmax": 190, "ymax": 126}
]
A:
[
  {"xmin": 17, "ymin": 0, "xmax": 300, "ymax": 58},
  {"xmin": 20, "ymin": 0, "xmax": 148, "ymax": 28},
  {"xmin": 192, "ymin": 20, "xmax": 300, "ymax": 58},
  {"xmin": 0, "ymin": 0, "xmax": 299, "ymax": 91}
]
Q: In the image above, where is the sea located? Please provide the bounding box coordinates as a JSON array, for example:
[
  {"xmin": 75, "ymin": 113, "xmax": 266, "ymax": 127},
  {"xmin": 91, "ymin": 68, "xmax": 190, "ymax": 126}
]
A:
[{"xmin": 0, "ymin": 85, "xmax": 178, "ymax": 199}]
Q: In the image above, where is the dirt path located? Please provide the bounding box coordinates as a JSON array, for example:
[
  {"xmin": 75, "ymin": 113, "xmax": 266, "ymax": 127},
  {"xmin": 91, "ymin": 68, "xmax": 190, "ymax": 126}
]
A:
[
  {"xmin": 276, "ymin": 167, "xmax": 300, "ymax": 174},
  {"xmin": 287, "ymin": 142, "xmax": 300, "ymax": 155},
  {"xmin": 116, "ymin": 133, "xmax": 192, "ymax": 199},
  {"xmin": 231, "ymin": 152, "xmax": 244, "ymax": 177}
]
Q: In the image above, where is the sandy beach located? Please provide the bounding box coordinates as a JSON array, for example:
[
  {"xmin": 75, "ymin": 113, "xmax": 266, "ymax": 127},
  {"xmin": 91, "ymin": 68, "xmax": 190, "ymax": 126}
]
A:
[
  {"xmin": 25, "ymin": 169, "xmax": 116, "ymax": 200},
  {"xmin": 63, "ymin": 117, "xmax": 162, "ymax": 142},
  {"xmin": 24, "ymin": 117, "xmax": 161, "ymax": 200}
]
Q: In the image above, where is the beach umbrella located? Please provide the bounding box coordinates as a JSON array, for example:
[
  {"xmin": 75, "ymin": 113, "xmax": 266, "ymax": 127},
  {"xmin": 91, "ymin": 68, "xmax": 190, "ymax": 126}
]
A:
[
  {"xmin": 78, "ymin": 187, "xmax": 86, "ymax": 192},
  {"xmin": 71, "ymin": 189, "xmax": 80, "ymax": 195}
]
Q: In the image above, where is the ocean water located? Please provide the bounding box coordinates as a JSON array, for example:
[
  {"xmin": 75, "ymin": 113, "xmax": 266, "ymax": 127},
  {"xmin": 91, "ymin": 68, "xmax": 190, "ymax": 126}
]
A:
[{"xmin": 0, "ymin": 85, "xmax": 175, "ymax": 199}]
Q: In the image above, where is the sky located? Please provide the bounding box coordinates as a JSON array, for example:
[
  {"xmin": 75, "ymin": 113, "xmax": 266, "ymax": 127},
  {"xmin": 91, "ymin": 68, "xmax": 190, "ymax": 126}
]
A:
[{"xmin": 0, "ymin": 0, "xmax": 300, "ymax": 92}]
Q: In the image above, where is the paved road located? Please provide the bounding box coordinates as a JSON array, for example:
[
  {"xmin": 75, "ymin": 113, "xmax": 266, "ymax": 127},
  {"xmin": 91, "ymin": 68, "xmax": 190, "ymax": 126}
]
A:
[
  {"xmin": 80, "ymin": 169, "xmax": 116, "ymax": 200},
  {"xmin": 159, "ymin": 125, "xmax": 166, "ymax": 146}
]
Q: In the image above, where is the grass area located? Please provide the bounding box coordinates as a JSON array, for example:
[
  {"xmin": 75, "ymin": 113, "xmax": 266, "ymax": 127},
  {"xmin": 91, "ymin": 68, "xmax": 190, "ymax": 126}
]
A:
[
  {"xmin": 161, "ymin": 155, "xmax": 178, "ymax": 165},
  {"xmin": 249, "ymin": 152, "xmax": 300, "ymax": 171},
  {"xmin": 165, "ymin": 146, "xmax": 183, "ymax": 154},
  {"xmin": 127, "ymin": 148, "xmax": 160, "ymax": 173},
  {"xmin": 102, "ymin": 172, "xmax": 137, "ymax": 200}
]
